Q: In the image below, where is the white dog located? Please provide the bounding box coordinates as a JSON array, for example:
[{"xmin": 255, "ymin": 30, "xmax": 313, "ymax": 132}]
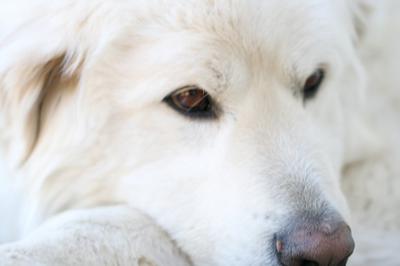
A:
[{"xmin": 0, "ymin": 0, "xmax": 375, "ymax": 265}]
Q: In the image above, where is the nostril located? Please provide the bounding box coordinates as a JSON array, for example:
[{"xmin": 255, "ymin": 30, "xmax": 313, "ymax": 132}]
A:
[
  {"xmin": 338, "ymin": 257, "xmax": 350, "ymax": 266},
  {"xmin": 302, "ymin": 261, "xmax": 319, "ymax": 266}
]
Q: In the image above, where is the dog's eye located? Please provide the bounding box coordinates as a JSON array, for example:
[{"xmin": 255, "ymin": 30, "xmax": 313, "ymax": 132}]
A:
[
  {"xmin": 303, "ymin": 69, "xmax": 325, "ymax": 101},
  {"xmin": 164, "ymin": 86, "xmax": 216, "ymax": 118}
]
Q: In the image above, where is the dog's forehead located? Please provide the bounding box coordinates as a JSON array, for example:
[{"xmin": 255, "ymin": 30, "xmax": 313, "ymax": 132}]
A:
[{"xmin": 134, "ymin": 0, "xmax": 351, "ymax": 76}]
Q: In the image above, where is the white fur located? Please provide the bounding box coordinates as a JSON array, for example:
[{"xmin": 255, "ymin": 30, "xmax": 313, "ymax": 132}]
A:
[{"xmin": 0, "ymin": 0, "xmax": 397, "ymax": 265}]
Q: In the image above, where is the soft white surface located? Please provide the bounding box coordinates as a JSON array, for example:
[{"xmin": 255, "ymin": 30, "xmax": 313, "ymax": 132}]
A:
[{"xmin": 343, "ymin": 0, "xmax": 400, "ymax": 264}]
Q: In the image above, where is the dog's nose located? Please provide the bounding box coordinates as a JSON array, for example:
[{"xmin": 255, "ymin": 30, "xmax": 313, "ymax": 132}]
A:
[{"xmin": 275, "ymin": 216, "xmax": 354, "ymax": 266}]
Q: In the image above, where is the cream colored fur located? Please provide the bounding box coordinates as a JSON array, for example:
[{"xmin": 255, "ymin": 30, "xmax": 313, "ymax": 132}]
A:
[{"xmin": 0, "ymin": 0, "xmax": 398, "ymax": 265}]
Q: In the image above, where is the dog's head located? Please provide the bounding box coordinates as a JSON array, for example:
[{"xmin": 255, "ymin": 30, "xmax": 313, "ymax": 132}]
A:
[{"xmin": 0, "ymin": 0, "xmax": 375, "ymax": 265}]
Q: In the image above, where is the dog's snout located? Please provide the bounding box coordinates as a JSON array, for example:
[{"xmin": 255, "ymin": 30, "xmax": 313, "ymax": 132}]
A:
[{"xmin": 275, "ymin": 216, "xmax": 355, "ymax": 266}]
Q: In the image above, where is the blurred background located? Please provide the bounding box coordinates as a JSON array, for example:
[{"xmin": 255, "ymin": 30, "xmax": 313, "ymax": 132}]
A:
[{"xmin": 341, "ymin": 0, "xmax": 400, "ymax": 264}]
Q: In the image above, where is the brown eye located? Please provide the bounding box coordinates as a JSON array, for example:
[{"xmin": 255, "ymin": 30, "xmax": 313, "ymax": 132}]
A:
[
  {"xmin": 303, "ymin": 69, "xmax": 325, "ymax": 100},
  {"xmin": 164, "ymin": 86, "xmax": 216, "ymax": 118}
]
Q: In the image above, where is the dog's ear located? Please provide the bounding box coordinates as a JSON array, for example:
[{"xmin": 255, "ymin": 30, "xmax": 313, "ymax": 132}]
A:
[
  {"xmin": 0, "ymin": 7, "xmax": 88, "ymax": 168},
  {"xmin": 342, "ymin": 0, "xmax": 382, "ymax": 165},
  {"xmin": 349, "ymin": 0, "xmax": 375, "ymax": 43},
  {"xmin": 0, "ymin": 48, "xmax": 83, "ymax": 168},
  {"xmin": 0, "ymin": 2, "xmax": 132, "ymax": 169}
]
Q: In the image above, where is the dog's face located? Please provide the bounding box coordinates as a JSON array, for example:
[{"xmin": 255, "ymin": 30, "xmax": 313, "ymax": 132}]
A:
[{"xmin": 0, "ymin": 0, "xmax": 370, "ymax": 265}]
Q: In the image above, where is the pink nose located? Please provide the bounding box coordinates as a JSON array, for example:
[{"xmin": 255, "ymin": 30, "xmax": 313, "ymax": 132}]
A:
[{"xmin": 275, "ymin": 218, "xmax": 355, "ymax": 266}]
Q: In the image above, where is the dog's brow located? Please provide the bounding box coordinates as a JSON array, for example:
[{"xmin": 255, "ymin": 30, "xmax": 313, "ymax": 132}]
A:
[{"xmin": 208, "ymin": 65, "xmax": 228, "ymax": 95}]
